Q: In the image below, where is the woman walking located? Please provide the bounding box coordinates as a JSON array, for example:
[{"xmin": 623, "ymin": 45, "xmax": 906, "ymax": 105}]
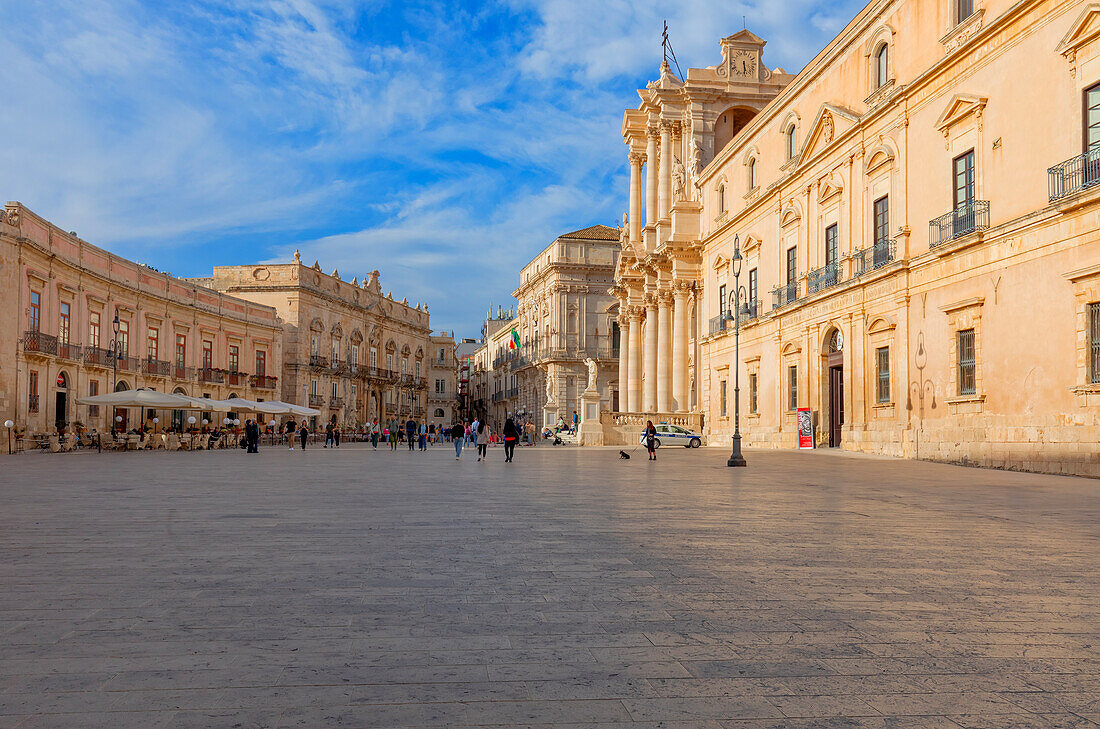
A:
[
  {"xmin": 451, "ymin": 421, "xmax": 465, "ymax": 460},
  {"xmin": 502, "ymin": 417, "xmax": 518, "ymax": 462},
  {"xmin": 299, "ymin": 420, "xmax": 310, "ymax": 450},
  {"xmin": 644, "ymin": 419, "xmax": 657, "ymax": 461},
  {"xmin": 476, "ymin": 422, "xmax": 489, "ymax": 462}
]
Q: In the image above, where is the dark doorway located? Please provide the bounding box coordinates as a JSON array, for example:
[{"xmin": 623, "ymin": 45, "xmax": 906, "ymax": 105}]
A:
[
  {"xmin": 55, "ymin": 391, "xmax": 67, "ymax": 432},
  {"xmin": 828, "ymin": 361, "xmax": 843, "ymax": 447}
]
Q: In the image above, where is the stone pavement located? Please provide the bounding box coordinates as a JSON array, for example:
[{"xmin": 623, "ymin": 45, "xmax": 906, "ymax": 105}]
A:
[{"xmin": 0, "ymin": 443, "xmax": 1097, "ymax": 728}]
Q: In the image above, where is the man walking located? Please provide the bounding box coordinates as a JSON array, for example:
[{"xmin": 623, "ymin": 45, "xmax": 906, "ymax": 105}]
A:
[
  {"xmin": 405, "ymin": 417, "xmax": 416, "ymax": 451},
  {"xmin": 284, "ymin": 418, "xmax": 296, "ymax": 450},
  {"xmin": 418, "ymin": 421, "xmax": 428, "ymax": 451}
]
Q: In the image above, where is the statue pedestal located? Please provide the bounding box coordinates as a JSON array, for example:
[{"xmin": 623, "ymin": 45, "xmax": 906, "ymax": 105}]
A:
[
  {"xmin": 543, "ymin": 400, "xmax": 559, "ymax": 429},
  {"xmin": 578, "ymin": 388, "xmax": 604, "ymax": 446}
]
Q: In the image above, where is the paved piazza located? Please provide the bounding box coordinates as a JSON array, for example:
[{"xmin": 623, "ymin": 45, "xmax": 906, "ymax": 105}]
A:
[{"xmin": 0, "ymin": 445, "xmax": 1097, "ymax": 729}]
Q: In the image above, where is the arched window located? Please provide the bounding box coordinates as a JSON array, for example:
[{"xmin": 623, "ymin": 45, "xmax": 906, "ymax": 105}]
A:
[
  {"xmin": 434, "ymin": 408, "xmax": 445, "ymax": 418},
  {"xmin": 747, "ymin": 158, "xmax": 757, "ymax": 189},
  {"xmin": 718, "ymin": 184, "xmax": 726, "ymax": 214},
  {"xmin": 875, "ymin": 43, "xmax": 889, "ymax": 88},
  {"xmin": 785, "ymin": 125, "xmax": 797, "ymax": 161}
]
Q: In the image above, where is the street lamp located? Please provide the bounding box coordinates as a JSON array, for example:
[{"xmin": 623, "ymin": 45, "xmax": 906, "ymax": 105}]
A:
[
  {"xmin": 727, "ymin": 234, "xmax": 748, "ymax": 468},
  {"xmin": 187, "ymin": 415, "xmax": 197, "ymax": 449},
  {"xmin": 108, "ymin": 312, "xmax": 124, "ymax": 434},
  {"xmin": 4, "ymin": 419, "xmax": 13, "ymax": 456}
]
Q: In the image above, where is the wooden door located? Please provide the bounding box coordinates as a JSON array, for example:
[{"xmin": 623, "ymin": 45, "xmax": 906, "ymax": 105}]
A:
[{"xmin": 829, "ymin": 366, "xmax": 843, "ymax": 447}]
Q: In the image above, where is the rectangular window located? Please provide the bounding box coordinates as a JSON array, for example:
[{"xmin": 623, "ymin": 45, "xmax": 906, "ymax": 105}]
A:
[
  {"xmin": 175, "ymin": 334, "xmax": 186, "ymax": 368},
  {"xmin": 876, "ymin": 346, "xmax": 891, "ymax": 403},
  {"xmin": 228, "ymin": 344, "xmax": 239, "ymax": 373},
  {"xmin": 720, "ymin": 379, "xmax": 727, "ymax": 417},
  {"xmin": 787, "ymin": 365, "xmax": 798, "ymax": 410},
  {"xmin": 436, "ymin": 379, "xmax": 445, "ymax": 394},
  {"xmin": 786, "ymin": 246, "xmax": 797, "ymax": 284},
  {"xmin": 202, "ymin": 339, "xmax": 213, "ymax": 369},
  {"xmin": 749, "ymin": 373, "xmax": 758, "ymax": 414},
  {"xmin": 89, "ymin": 311, "xmax": 101, "ymax": 349},
  {"xmin": 59, "ymin": 302, "xmax": 71, "ymax": 344},
  {"xmin": 29, "ymin": 291, "xmax": 40, "ymax": 331},
  {"xmin": 824, "ymin": 224, "xmax": 838, "ymax": 267},
  {"xmin": 29, "ymin": 371, "xmax": 39, "ymax": 413},
  {"xmin": 88, "ymin": 380, "xmax": 99, "ymax": 417},
  {"xmin": 387, "ymin": 353, "xmax": 394, "ymax": 371},
  {"xmin": 956, "ymin": 0, "xmax": 973, "ymax": 23},
  {"xmin": 351, "ymin": 345, "xmax": 359, "ymax": 366},
  {"xmin": 147, "ymin": 327, "xmax": 159, "ymax": 360},
  {"xmin": 370, "ymin": 348, "xmax": 378, "ymax": 367},
  {"xmin": 402, "ymin": 357, "xmax": 408, "ymax": 375},
  {"xmin": 953, "ymin": 150, "xmax": 975, "ymax": 210},
  {"xmin": 957, "ymin": 329, "xmax": 976, "ymax": 395},
  {"xmin": 310, "ymin": 380, "xmax": 318, "ymax": 396},
  {"xmin": 331, "ymin": 381, "xmax": 338, "ymax": 399},
  {"xmin": 1090, "ymin": 302, "xmax": 1100, "ymax": 384},
  {"xmin": 748, "ymin": 268, "xmax": 758, "ymax": 306},
  {"xmin": 331, "ymin": 342, "xmax": 339, "ymax": 364},
  {"xmin": 719, "ymin": 284, "xmax": 728, "ymax": 318},
  {"xmin": 310, "ymin": 336, "xmax": 319, "ymax": 357},
  {"xmin": 255, "ymin": 350, "xmax": 266, "ymax": 377},
  {"xmin": 118, "ymin": 320, "xmax": 129, "ymax": 356},
  {"xmin": 874, "ymin": 196, "xmax": 890, "ymax": 245}
]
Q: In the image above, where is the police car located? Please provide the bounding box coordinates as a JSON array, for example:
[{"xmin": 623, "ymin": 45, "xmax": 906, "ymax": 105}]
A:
[{"xmin": 638, "ymin": 423, "xmax": 703, "ymax": 449}]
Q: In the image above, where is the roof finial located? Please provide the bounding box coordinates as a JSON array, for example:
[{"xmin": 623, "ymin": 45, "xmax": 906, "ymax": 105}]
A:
[{"xmin": 661, "ymin": 20, "xmax": 683, "ymax": 81}]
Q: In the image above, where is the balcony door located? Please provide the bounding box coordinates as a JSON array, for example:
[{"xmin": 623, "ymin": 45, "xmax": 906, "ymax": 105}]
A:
[
  {"xmin": 1086, "ymin": 82, "xmax": 1100, "ymax": 186},
  {"xmin": 952, "ymin": 150, "xmax": 975, "ymax": 236}
]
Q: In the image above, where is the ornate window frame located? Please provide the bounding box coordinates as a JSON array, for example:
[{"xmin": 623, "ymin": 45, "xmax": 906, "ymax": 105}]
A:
[
  {"xmin": 1066, "ymin": 263, "xmax": 1100, "ymax": 405},
  {"xmin": 940, "ymin": 297, "xmax": 985, "ymax": 413}
]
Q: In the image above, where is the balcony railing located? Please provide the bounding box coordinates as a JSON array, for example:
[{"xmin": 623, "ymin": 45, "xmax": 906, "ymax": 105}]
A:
[
  {"xmin": 772, "ymin": 281, "xmax": 799, "ymax": 310},
  {"xmin": 173, "ymin": 365, "xmax": 193, "ymax": 381},
  {"xmin": 929, "ymin": 200, "xmax": 989, "ymax": 247},
  {"xmin": 198, "ymin": 368, "xmax": 225, "ymax": 384},
  {"xmin": 28, "ymin": 394, "xmax": 39, "ymax": 413},
  {"xmin": 1049, "ymin": 147, "xmax": 1100, "ymax": 202},
  {"xmin": 854, "ymin": 238, "xmax": 896, "ymax": 276},
  {"xmin": 57, "ymin": 341, "xmax": 80, "ymax": 360},
  {"xmin": 309, "ymin": 354, "xmax": 329, "ymax": 368},
  {"xmin": 308, "ymin": 394, "xmax": 325, "ymax": 407},
  {"xmin": 330, "ymin": 396, "xmax": 345, "ymax": 409},
  {"xmin": 142, "ymin": 358, "xmax": 171, "ymax": 377},
  {"xmin": 250, "ymin": 374, "xmax": 277, "ymax": 389},
  {"xmin": 23, "ymin": 330, "xmax": 57, "ymax": 356},
  {"xmin": 84, "ymin": 346, "xmax": 112, "ymax": 366},
  {"xmin": 738, "ymin": 298, "xmax": 760, "ymax": 325},
  {"xmin": 806, "ymin": 261, "xmax": 841, "ymax": 295},
  {"xmin": 226, "ymin": 371, "xmax": 248, "ymax": 387},
  {"xmin": 708, "ymin": 314, "xmax": 731, "ymax": 336}
]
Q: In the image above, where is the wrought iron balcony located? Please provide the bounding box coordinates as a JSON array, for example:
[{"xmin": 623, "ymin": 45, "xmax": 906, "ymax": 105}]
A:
[
  {"xmin": 57, "ymin": 341, "xmax": 81, "ymax": 360},
  {"xmin": 308, "ymin": 394, "xmax": 325, "ymax": 407},
  {"xmin": 250, "ymin": 374, "xmax": 277, "ymax": 389},
  {"xmin": 737, "ymin": 298, "xmax": 760, "ymax": 325},
  {"xmin": 142, "ymin": 358, "xmax": 171, "ymax": 377},
  {"xmin": 1049, "ymin": 147, "xmax": 1100, "ymax": 202},
  {"xmin": 708, "ymin": 314, "xmax": 732, "ymax": 336},
  {"xmin": 772, "ymin": 281, "xmax": 800, "ymax": 310},
  {"xmin": 308, "ymin": 354, "xmax": 329, "ymax": 368},
  {"xmin": 806, "ymin": 261, "xmax": 841, "ymax": 295},
  {"xmin": 854, "ymin": 238, "xmax": 896, "ymax": 276},
  {"xmin": 198, "ymin": 368, "xmax": 225, "ymax": 384},
  {"xmin": 929, "ymin": 200, "xmax": 989, "ymax": 247},
  {"xmin": 226, "ymin": 371, "xmax": 248, "ymax": 387},
  {"xmin": 173, "ymin": 365, "xmax": 193, "ymax": 381},
  {"xmin": 23, "ymin": 330, "xmax": 57, "ymax": 356},
  {"xmin": 330, "ymin": 396, "xmax": 345, "ymax": 409},
  {"xmin": 28, "ymin": 394, "xmax": 39, "ymax": 413}
]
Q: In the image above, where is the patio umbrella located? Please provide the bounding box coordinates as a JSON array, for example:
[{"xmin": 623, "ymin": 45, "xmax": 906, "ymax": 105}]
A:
[{"xmin": 76, "ymin": 389, "xmax": 197, "ymax": 409}]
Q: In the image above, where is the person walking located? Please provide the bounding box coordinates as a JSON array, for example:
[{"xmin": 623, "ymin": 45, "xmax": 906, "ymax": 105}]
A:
[
  {"xmin": 405, "ymin": 417, "xmax": 416, "ymax": 451},
  {"xmin": 247, "ymin": 419, "xmax": 260, "ymax": 453},
  {"xmin": 451, "ymin": 421, "xmax": 465, "ymax": 459},
  {"xmin": 370, "ymin": 421, "xmax": 379, "ymax": 449},
  {"xmin": 503, "ymin": 417, "xmax": 519, "ymax": 462},
  {"xmin": 284, "ymin": 418, "xmax": 296, "ymax": 450},
  {"xmin": 388, "ymin": 423, "xmax": 397, "ymax": 450},
  {"xmin": 418, "ymin": 421, "xmax": 427, "ymax": 452},
  {"xmin": 644, "ymin": 419, "xmax": 658, "ymax": 461},
  {"xmin": 476, "ymin": 422, "xmax": 488, "ymax": 462},
  {"xmin": 324, "ymin": 421, "xmax": 334, "ymax": 448},
  {"xmin": 299, "ymin": 420, "xmax": 309, "ymax": 450},
  {"xmin": 334, "ymin": 425, "xmax": 341, "ymax": 448}
]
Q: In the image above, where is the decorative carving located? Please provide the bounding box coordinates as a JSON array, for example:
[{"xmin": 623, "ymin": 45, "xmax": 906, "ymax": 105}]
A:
[
  {"xmin": 688, "ymin": 138, "xmax": 704, "ymax": 193},
  {"xmin": 673, "ymin": 156, "xmax": 687, "ymax": 202},
  {"xmin": 822, "ymin": 111, "xmax": 834, "ymax": 143},
  {"xmin": 3, "ymin": 208, "xmax": 19, "ymax": 226},
  {"xmin": 628, "ymin": 151, "xmax": 646, "ymax": 166},
  {"xmin": 646, "ymin": 125, "xmax": 660, "ymax": 140}
]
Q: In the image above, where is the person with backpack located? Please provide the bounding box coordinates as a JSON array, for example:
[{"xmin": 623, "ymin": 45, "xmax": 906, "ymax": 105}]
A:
[
  {"xmin": 476, "ymin": 422, "xmax": 489, "ymax": 462},
  {"xmin": 503, "ymin": 417, "xmax": 519, "ymax": 462}
]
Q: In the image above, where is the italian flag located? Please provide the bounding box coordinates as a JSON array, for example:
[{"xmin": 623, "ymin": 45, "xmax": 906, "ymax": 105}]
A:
[{"xmin": 509, "ymin": 328, "xmax": 521, "ymax": 350}]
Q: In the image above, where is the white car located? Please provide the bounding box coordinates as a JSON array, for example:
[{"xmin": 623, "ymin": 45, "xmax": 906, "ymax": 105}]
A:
[{"xmin": 639, "ymin": 423, "xmax": 703, "ymax": 449}]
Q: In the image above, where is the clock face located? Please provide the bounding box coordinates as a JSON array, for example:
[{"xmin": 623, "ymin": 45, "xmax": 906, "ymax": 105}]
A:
[{"xmin": 731, "ymin": 50, "xmax": 757, "ymax": 78}]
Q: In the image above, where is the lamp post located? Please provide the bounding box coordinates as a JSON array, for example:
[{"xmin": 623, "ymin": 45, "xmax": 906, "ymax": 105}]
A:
[
  {"xmin": 727, "ymin": 235, "xmax": 748, "ymax": 468},
  {"xmin": 188, "ymin": 415, "xmax": 197, "ymax": 450},
  {"xmin": 108, "ymin": 312, "xmax": 123, "ymax": 435},
  {"xmin": 4, "ymin": 419, "xmax": 13, "ymax": 455}
]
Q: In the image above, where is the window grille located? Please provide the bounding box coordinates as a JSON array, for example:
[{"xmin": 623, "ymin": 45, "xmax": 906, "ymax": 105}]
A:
[
  {"xmin": 1090, "ymin": 303, "xmax": 1100, "ymax": 384},
  {"xmin": 957, "ymin": 329, "xmax": 976, "ymax": 395},
  {"xmin": 876, "ymin": 347, "xmax": 890, "ymax": 403},
  {"xmin": 787, "ymin": 365, "xmax": 798, "ymax": 410}
]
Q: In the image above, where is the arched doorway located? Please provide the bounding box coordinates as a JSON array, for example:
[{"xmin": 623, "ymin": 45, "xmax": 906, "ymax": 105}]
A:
[
  {"xmin": 823, "ymin": 328, "xmax": 844, "ymax": 447},
  {"xmin": 113, "ymin": 380, "xmax": 130, "ymax": 432},
  {"xmin": 172, "ymin": 387, "xmax": 188, "ymax": 431},
  {"xmin": 55, "ymin": 371, "xmax": 70, "ymax": 432}
]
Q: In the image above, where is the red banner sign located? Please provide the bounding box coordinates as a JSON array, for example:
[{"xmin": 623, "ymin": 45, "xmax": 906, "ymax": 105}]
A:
[{"xmin": 797, "ymin": 408, "xmax": 814, "ymax": 449}]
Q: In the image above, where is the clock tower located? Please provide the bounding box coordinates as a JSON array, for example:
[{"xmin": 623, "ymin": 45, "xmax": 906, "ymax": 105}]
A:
[{"xmin": 719, "ymin": 29, "xmax": 767, "ymax": 83}]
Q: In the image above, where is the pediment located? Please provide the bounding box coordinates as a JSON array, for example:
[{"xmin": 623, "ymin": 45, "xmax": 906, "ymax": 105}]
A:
[
  {"xmin": 712, "ymin": 255, "xmax": 728, "ymax": 271},
  {"xmin": 722, "ymin": 29, "xmax": 765, "ymax": 46},
  {"xmin": 934, "ymin": 94, "xmax": 987, "ymax": 134},
  {"xmin": 742, "ymin": 234, "xmax": 762, "ymax": 254},
  {"xmin": 1056, "ymin": 4, "xmax": 1100, "ymax": 58},
  {"xmin": 800, "ymin": 104, "xmax": 859, "ymax": 162},
  {"xmin": 817, "ymin": 173, "xmax": 844, "ymax": 203}
]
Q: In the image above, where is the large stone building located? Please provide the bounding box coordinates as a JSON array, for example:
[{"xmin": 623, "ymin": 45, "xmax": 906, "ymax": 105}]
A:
[
  {"xmin": 611, "ymin": 0, "xmax": 1100, "ymax": 476},
  {"xmin": 198, "ymin": 259, "xmax": 436, "ymax": 428},
  {"xmin": 1, "ymin": 203, "xmax": 283, "ymax": 436},
  {"xmin": 426, "ymin": 331, "xmax": 458, "ymax": 430}
]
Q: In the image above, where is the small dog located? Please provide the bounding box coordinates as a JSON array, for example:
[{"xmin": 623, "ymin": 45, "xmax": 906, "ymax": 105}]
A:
[{"xmin": 619, "ymin": 450, "xmax": 630, "ymax": 459}]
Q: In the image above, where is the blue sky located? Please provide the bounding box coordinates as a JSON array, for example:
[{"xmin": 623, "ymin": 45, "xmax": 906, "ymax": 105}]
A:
[{"xmin": 1, "ymin": 0, "xmax": 864, "ymax": 337}]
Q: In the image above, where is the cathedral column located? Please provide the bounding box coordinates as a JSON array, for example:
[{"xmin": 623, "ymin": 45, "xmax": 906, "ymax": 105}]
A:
[
  {"xmin": 645, "ymin": 127, "xmax": 659, "ymax": 226},
  {"xmin": 617, "ymin": 310, "xmax": 630, "ymax": 412},
  {"xmin": 627, "ymin": 308, "xmax": 642, "ymax": 412},
  {"xmin": 656, "ymin": 291, "xmax": 672, "ymax": 413},
  {"xmin": 672, "ymin": 283, "xmax": 690, "ymax": 412},
  {"xmin": 628, "ymin": 152, "xmax": 644, "ymax": 245},
  {"xmin": 644, "ymin": 295, "xmax": 658, "ymax": 412},
  {"xmin": 658, "ymin": 122, "xmax": 672, "ymax": 220}
]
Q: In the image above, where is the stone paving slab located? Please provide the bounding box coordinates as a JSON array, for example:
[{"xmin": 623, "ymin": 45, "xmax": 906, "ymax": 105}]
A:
[{"xmin": 0, "ymin": 444, "xmax": 1097, "ymax": 727}]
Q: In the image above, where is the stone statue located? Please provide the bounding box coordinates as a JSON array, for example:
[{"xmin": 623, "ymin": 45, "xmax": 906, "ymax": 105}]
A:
[
  {"xmin": 673, "ymin": 156, "xmax": 687, "ymax": 201},
  {"xmin": 293, "ymin": 249, "xmax": 301, "ymax": 263},
  {"xmin": 545, "ymin": 374, "xmax": 555, "ymax": 402},
  {"xmin": 621, "ymin": 211, "xmax": 628, "ymax": 229},
  {"xmin": 689, "ymin": 138, "xmax": 704, "ymax": 195},
  {"xmin": 584, "ymin": 358, "xmax": 598, "ymax": 391}
]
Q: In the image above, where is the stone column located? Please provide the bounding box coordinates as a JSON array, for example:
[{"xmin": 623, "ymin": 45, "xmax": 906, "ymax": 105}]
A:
[
  {"xmin": 617, "ymin": 311, "xmax": 629, "ymax": 411},
  {"xmin": 644, "ymin": 296, "xmax": 658, "ymax": 412},
  {"xmin": 627, "ymin": 308, "xmax": 642, "ymax": 412},
  {"xmin": 672, "ymin": 283, "xmax": 690, "ymax": 411},
  {"xmin": 628, "ymin": 152, "xmax": 644, "ymax": 245},
  {"xmin": 658, "ymin": 122, "xmax": 672, "ymax": 220},
  {"xmin": 645, "ymin": 127, "xmax": 659, "ymax": 226},
  {"xmin": 656, "ymin": 291, "xmax": 672, "ymax": 413}
]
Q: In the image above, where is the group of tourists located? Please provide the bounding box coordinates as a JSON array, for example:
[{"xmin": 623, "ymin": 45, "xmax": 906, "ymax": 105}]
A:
[{"xmin": 446, "ymin": 416, "xmax": 521, "ymax": 462}]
